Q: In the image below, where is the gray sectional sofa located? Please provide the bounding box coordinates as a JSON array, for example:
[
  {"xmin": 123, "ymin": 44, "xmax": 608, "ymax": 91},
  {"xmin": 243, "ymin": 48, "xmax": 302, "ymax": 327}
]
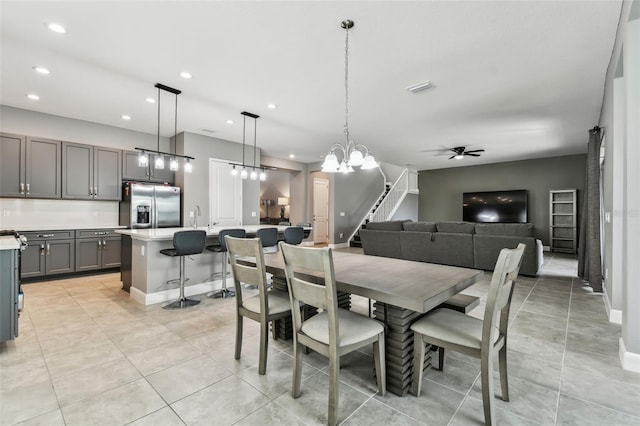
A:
[{"xmin": 359, "ymin": 220, "xmax": 543, "ymax": 276}]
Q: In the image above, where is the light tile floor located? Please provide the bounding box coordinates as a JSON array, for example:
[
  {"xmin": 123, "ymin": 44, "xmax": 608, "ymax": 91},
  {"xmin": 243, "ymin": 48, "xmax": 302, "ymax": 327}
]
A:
[{"xmin": 1, "ymin": 251, "xmax": 639, "ymax": 425}]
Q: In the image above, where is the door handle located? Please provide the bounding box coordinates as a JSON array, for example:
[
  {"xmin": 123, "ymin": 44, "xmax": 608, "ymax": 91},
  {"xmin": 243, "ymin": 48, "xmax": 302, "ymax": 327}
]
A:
[
  {"xmin": 26, "ymin": 183, "xmax": 30, "ymax": 194},
  {"xmin": 101, "ymin": 239, "xmax": 106, "ymax": 249},
  {"xmin": 40, "ymin": 243, "xmax": 45, "ymax": 255},
  {"xmin": 20, "ymin": 183, "xmax": 25, "ymax": 194},
  {"xmin": 98, "ymin": 240, "xmax": 102, "ymax": 249},
  {"xmin": 46, "ymin": 243, "xmax": 50, "ymax": 255}
]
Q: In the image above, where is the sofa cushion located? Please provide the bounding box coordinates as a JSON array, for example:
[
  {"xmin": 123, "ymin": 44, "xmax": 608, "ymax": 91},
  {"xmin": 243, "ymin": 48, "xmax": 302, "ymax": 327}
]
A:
[
  {"xmin": 436, "ymin": 222, "xmax": 476, "ymax": 234},
  {"xmin": 475, "ymin": 223, "xmax": 534, "ymax": 237},
  {"xmin": 359, "ymin": 230, "xmax": 402, "ymax": 259},
  {"xmin": 403, "ymin": 221, "xmax": 437, "ymax": 232},
  {"xmin": 365, "ymin": 220, "xmax": 405, "ymax": 231},
  {"xmin": 473, "ymin": 234, "xmax": 539, "ymax": 276}
]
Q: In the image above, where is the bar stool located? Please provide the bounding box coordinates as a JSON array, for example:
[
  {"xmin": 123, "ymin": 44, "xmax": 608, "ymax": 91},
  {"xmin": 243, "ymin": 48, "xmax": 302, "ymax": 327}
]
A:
[
  {"xmin": 160, "ymin": 230, "xmax": 207, "ymax": 310},
  {"xmin": 256, "ymin": 227, "xmax": 278, "ymax": 253},
  {"xmin": 284, "ymin": 226, "xmax": 304, "ymax": 245},
  {"xmin": 207, "ymin": 229, "xmax": 246, "ymax": 298}
]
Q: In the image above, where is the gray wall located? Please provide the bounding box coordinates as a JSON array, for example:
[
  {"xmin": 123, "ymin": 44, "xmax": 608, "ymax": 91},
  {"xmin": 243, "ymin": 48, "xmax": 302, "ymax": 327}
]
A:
[
  {"xmin": 418, "ymin": 154, "xmax": 586, "ymax": 245},
  {"xmin": 175, "ymin": 131, "xmax": 260, "ymax": 226},
  {"xmin": 333, "ymin": 168, "xmax": 385, "ymax": 245},
  {"xmin": 392, "ymin": 193, "xmax": 419, "ymax": 222}
]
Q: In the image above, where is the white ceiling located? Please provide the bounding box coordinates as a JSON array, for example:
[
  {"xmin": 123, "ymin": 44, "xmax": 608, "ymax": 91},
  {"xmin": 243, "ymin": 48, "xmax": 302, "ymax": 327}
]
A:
[{"xmin": 0, "ymin": 1, "xmax": 622, "ymax": 170}]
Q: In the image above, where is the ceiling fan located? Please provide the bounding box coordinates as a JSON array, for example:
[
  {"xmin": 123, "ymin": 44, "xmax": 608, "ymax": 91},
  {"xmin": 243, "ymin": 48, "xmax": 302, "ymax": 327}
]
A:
[{"xmin": 448, "ymin": 146, "xmax": 485, "ymax": 160}]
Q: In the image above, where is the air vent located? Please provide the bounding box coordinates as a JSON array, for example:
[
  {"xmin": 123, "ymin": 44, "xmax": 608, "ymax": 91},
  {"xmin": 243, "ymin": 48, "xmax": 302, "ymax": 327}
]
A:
[
  {"xmin": 406, "ymin": 81, "xmax": 433, "ymax": 94},
  {"xmin": 200, "ymin": 128, "xmax": 216, "ymax": 133}
]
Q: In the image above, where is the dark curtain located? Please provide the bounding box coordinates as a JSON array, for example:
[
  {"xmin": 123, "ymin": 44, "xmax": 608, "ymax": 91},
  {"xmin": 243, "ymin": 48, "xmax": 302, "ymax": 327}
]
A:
[{"xmin": 578, "ymin": 126, "xmax": 603, "ymax": 292}]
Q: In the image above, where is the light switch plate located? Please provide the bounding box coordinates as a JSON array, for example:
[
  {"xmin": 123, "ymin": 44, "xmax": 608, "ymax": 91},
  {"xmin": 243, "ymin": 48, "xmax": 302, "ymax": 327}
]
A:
[
  {"xmin": 251, "ymin": 212, "xmax": 256, "ymax": 217},
  {"xmin": 340, "ymin": 212, "xmax": 345, "ymax": 217}
]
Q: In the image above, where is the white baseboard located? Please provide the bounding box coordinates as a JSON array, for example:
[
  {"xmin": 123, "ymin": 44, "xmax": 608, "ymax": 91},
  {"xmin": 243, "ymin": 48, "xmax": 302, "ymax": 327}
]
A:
[
  {"xmin": 329, "ymin": 242, "xmax": 349, "ymax": 249},
  {"xmin": 619, "ymin": 338, "xmax": 640, "ymax": 373},
  {"xmin": 129, "ymin": 279, "xmax": 222, "ymax": 306},
  {"xmin": 604, "ymin": 290, "xmax": 623, "ymax": 324}
]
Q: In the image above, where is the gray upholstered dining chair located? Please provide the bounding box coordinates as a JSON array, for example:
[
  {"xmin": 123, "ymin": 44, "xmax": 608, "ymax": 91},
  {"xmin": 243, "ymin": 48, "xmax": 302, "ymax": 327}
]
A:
[
  {"xmin": 279, "ymin": 242, "xmax": 386, "ymax": 426},
  {"xmin": 225, "ymin": 236, "xmax": 292, "ymax": 375},
  {"xmin": 410, "ymin": 243, "xmax": 525, "ymax": 426}
]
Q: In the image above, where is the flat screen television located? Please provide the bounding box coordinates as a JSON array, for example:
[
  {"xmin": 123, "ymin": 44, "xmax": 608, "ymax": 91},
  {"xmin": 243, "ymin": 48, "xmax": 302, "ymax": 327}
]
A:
[{"xmin": 463, "ymin": 190, "xmax": 528, "ymax": 223}]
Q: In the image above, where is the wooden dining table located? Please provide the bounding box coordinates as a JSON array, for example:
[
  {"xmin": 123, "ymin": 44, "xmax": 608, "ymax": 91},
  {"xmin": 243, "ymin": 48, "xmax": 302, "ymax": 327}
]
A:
[{"xmin": 262, "ymin": 250, "xmax": 484, "ymax": 396}]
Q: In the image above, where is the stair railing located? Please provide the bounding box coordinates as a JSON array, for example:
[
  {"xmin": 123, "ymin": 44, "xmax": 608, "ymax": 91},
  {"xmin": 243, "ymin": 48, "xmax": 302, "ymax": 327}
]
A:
[
  {"xmin": 369, "ymin": 168, "xmax": 409, "ymax": 223},
  {"xmin": 348, "ymin": 167, "xmax": 409, "ymax": 245}
]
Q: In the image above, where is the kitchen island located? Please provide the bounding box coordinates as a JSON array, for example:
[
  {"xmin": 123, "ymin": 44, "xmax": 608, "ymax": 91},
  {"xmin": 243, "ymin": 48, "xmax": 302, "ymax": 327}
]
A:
[{"xmin": 116, "ymin": 225, "xmax": 311, "ymax": 305}]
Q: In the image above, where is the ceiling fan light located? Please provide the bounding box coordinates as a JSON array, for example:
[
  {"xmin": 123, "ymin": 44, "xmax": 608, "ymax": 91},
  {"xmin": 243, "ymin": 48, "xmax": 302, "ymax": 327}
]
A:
[
  {"xmin": 454, "ymin": 154, "xmax": 464, "ymax": 160},
  {"xmin": 348, "ymin": 149, "xmax": 364, "ymax": 166},
  {"xmin": 361, "ymin": 154, "xmax": 378, "ymax": 169}
]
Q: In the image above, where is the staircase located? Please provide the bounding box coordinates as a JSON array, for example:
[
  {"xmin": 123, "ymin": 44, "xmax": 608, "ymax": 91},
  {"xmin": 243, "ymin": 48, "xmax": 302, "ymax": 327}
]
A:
[
  {"xmin": 350, "ymin": 183, "xmax": 391, "ymax": 248},
  {"xmin": 350, "ymin": 169, "xmax": 409, "ymax": 248}
]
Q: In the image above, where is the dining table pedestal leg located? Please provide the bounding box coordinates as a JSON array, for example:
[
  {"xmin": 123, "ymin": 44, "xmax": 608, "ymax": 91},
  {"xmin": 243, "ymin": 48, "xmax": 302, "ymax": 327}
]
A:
[{"xmin": 373, "ymin": 302, "xmax": 434, "ymax": 396}]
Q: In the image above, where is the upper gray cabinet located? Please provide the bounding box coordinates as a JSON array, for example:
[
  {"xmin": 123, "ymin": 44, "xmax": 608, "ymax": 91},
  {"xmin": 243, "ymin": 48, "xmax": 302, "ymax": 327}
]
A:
[
  {"xmin": 122, "ymin": 150, "xmax": 174, "ymax": 184},
  {"xmin": 0, "ymin": 133, "xmax": 61, "ymax": 198},
  {"xmin": 62, "ymin": 142, "xmax": 121, "ymax": 200}
]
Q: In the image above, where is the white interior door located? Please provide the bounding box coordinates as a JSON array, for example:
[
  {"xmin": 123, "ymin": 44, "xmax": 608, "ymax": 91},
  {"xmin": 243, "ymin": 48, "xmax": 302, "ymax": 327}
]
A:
[
  {"xmin": 209, "ymin": 159, "xmax": 242, "ymax": 225},
  {"xmin": 313, "ymin": 177, "xmax": 329, "ymax": 244}
]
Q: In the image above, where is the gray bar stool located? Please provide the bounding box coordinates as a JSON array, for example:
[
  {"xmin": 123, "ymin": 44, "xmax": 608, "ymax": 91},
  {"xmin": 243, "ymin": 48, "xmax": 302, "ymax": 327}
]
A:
[
  {"xmin": 160, "ymin": 230, "xmax": 207, "ymax": 310},
  {"xmin": 207, "ymin": 229, "xmax": 246, "ymax": 298},
  {"xmin": 257, "ymin": 227, "xmax": 279, "ymax": 253},
  {"xmin": 284, "ymin": 226, "xmax": 304, "ymax": 245}
]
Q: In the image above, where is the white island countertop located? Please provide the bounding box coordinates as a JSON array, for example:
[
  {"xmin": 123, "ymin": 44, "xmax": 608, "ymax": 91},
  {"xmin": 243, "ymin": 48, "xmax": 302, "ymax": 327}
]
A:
[
  {"xmin": 17, "ymin": 225, "xmax": 127, "ymax": 232},
  {"xmin": 0, "ymin": 236, "xmax": 20, "ymax": 250},
  {"xmin": 116, "ymin": 225, "xmax": 310, "ymax": 242}
]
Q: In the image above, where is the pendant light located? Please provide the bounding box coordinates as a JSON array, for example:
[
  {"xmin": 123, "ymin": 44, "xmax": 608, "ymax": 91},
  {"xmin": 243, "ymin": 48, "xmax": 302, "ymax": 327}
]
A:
[
  {"xmin": 230, "ymin": 111, "xmax": 267, "ymax": 180},
  {"xmin": 321, "ymin": 20, "xmax": 378, "ymax": 174},
  {"xmin": 135, "ymin": 83, "xmax": 194, "ymax": 173}
]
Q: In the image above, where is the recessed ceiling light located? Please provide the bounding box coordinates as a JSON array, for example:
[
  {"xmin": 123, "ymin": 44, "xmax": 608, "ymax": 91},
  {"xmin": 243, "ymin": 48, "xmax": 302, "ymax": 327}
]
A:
[
  {"xmin": 406, "ymin": 80, "xmax": 433, "ymax": 94},
  {"xmin": 47, "ymin": 23, "xmax": 66, "ymax": 34},
  {"xmin": 145, "ymin": 97, "xmax": 156, "ymax": 103},
  {"xmin": 121, "ymin": 115, "xmax": 131, "ymax": 120},
  {"xmin": 33, "ymin": 66, "xmax": 50, "ymax": 75},
  {"xmin": 267, "ymin": 103, "xmax": 277, "ymax": 109},
  {"xmin": 180, "ymin": 71, "xmax": 192, "ymax": 79},
  {"xmin": 226, "ymin": 120, "xmax": 234, "ymax": 124},
  {"xmin": 26, "ymin": 94, "xmax": 40, "ymax": 100},
  {"xmin": 289, "ymin": 154, "xmax": 295, "ymax": 159}
]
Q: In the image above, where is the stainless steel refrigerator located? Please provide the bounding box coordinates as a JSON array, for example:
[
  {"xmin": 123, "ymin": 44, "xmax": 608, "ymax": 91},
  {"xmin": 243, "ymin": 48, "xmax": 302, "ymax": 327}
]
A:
[{"xmin": 119, "ymin": 182, "xmax": 181, "ymax": 228}]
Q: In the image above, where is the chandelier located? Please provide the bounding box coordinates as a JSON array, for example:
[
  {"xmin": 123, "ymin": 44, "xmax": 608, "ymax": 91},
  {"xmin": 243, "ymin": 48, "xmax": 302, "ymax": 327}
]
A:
[{"xmin": 321, "ymin": 20, "xmax": 377, "ymax": 173}]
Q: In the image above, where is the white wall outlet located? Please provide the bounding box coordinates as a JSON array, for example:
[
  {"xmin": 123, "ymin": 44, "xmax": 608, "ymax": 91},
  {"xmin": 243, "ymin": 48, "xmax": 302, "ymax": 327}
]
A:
[
  {"xmin": 2, "ymin": 210, "xmax": 9, "ymax": 217},
  {"xmin": 339, "ymin": 232, "xmax": 344, "ymax": 238},
  {"xmin": 251, "ymin": 211, "xmax": 256, "ymax": 217},
  {"xmin": 340, "ymin": 212, "xmax": 345, "ymax": 217},
  {"xmin": 189, "ymin": 211, "xmax": 194, "ymax": 218}
]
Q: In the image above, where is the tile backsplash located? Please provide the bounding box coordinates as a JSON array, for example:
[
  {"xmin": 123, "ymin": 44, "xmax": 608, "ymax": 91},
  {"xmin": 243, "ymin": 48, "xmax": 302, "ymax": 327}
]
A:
[{"xmin": 0, "ymin": 198, "xmax": 119, "ymax": 230}]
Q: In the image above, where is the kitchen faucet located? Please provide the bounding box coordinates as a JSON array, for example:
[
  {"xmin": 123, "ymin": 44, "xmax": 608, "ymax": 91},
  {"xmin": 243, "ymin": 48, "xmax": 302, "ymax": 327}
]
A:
[{"xmin": 193, "ymin": 205, "xmax": 201, "ymax": 228}]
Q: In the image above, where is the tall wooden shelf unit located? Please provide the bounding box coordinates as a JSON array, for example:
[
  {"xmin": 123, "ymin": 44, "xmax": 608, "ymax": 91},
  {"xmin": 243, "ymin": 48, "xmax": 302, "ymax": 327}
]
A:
[{"xmin": 549, "ymin": 189, "xmax": 577, "ymax": 253}]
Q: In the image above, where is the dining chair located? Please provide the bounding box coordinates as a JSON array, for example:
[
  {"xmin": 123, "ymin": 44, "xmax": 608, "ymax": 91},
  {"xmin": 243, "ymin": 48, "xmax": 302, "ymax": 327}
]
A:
[
  {"xmin": 279, "ymin": 242, "xmax": 386, "ymax": 426},
  {"xmin": 410, "ymin": 243, "xmax": 525, "ymax": 426},
  {"xmin": 225, "ymin": 236, "xmax": 292, "ymax": 375}
]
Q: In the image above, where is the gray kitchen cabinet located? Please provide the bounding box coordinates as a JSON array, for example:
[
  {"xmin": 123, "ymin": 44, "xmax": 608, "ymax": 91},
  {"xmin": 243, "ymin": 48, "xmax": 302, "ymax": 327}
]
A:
[
  {"xmin": 75, "ymin": 229, "xmax": 121, "ymax": 271},
  {"xmin": 0, "ymin": 133, "xmax": 61, "ymax": 198},
  {"xmin": 62, "ymin": 142, "xmax": 121, "ymax": 200},
  {"xmin": 20, "ymin": 231, "xmax": 75, "ymax": 278},
  {"xmin": 122, "ymin": 150, "xmax": 174, "ymax": 183}
]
